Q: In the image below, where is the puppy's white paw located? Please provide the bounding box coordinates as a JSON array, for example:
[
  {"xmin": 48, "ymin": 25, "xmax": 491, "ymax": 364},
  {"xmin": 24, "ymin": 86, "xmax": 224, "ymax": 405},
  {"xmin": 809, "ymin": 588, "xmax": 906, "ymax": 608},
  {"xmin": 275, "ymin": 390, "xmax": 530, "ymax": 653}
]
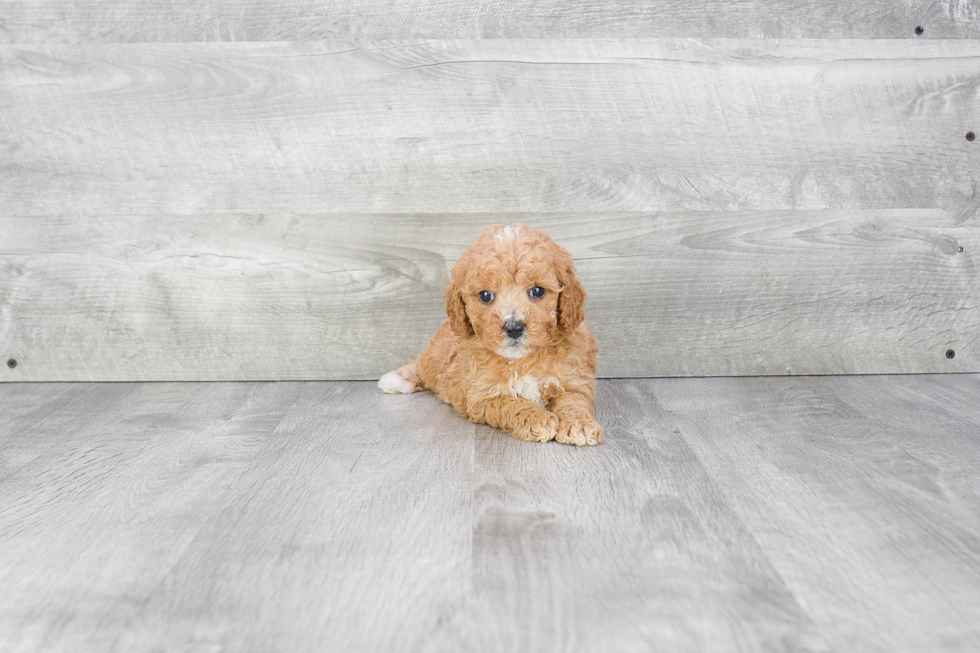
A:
[
  {"xmin": 378, "ymin": 371, "xmax": 418, "ymax": 394},
  {"xmin": 555, "ymin": 418, "xmax": 604, "ymax": 446}
]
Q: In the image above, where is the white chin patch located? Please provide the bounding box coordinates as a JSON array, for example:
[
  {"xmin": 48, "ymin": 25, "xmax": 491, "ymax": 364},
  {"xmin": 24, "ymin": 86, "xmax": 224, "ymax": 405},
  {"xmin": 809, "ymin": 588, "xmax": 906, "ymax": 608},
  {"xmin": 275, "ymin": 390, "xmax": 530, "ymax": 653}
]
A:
[
  {"xmin": 497, "ymin": 343, "xmax": 530, "ymax": 360},
  {"xmin": 378, "ymin": 371, "xmax": 417, "ymax": 394}
]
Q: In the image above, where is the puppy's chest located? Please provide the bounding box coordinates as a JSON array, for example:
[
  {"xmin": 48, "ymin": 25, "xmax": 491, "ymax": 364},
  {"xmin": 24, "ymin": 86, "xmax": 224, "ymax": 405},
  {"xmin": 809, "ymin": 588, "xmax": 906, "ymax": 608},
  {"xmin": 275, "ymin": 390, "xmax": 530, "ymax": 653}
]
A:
[{"xmin": 498, "ymin": 373, "xmax": 563, "ymax": 407}]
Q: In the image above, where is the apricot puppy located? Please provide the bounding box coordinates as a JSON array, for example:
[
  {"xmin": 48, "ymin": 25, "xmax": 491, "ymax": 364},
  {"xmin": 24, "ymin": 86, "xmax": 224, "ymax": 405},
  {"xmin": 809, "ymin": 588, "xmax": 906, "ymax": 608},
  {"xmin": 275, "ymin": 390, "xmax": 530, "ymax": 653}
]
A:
[{"xmin": 379, "ymin": 224, "xmax": 603, "ymax": 446}]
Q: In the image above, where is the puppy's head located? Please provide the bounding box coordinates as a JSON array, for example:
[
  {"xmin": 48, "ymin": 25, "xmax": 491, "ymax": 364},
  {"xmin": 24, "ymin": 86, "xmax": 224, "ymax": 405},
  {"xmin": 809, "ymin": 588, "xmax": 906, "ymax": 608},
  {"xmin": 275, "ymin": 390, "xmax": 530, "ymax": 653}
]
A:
[{"xmin": 445, "ymin": 224, "xmax": 586, "ymax": 359}]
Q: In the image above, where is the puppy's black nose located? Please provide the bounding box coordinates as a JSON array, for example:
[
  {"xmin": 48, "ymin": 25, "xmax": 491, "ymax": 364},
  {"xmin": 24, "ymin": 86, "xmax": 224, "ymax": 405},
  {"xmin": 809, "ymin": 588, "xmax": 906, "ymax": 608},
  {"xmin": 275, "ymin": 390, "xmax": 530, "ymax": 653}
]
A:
[{"xmin": 504, "ymin": 321, "xmax": 526, "ymax": 339}]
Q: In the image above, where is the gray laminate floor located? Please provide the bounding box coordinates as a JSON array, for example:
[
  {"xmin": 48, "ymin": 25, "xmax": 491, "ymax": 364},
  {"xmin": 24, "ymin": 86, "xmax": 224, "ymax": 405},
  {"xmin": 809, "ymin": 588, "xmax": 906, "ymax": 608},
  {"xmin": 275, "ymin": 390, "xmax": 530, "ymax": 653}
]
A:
[{"xmin": 1, "ymin": 376, "xmax": 979, "ymax": 653}]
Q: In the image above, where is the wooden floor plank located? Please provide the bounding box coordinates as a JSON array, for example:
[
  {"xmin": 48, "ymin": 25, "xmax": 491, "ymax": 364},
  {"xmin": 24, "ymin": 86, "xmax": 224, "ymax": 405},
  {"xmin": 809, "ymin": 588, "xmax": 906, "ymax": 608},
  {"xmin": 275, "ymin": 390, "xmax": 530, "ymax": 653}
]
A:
[
  {"xmin": 94, "ymin": 382, "xmax": 474, "ymax": 653},
  {"xmin": 0, "ymin": 382, "xmax": 77, "ymax": 434},
  {"xmin": 0, "ymin": 383, "xmax": 145, "ymax": 475},
  {"xmin": 807, "ymin": 374, "xmax": 980, "ymax": 534},
  {"xmin": 434, "ymin": 381, "xmax": 831, "ymax": 652},
  {"xmin": 0, "ymin": 382, "xmax": 307, "ymax": 653},
  {"xmin": 650, "ymin": 376, "xmax": 980, "ymax": 653},
  {"xmin": 1, "ymin": 377, "xmax": 978, "ymax": 651}
]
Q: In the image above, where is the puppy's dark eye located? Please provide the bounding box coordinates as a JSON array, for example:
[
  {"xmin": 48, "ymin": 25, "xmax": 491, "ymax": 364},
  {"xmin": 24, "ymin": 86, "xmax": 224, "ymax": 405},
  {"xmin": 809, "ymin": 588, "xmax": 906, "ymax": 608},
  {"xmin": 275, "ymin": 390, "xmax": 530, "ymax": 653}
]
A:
[
  {"xmin": 478, "ymin": 290, "xmax": 495, "ymax": 303},
  {"xmin": 529, "ymin": 286, "xmax": 546, "ymax": 299}
]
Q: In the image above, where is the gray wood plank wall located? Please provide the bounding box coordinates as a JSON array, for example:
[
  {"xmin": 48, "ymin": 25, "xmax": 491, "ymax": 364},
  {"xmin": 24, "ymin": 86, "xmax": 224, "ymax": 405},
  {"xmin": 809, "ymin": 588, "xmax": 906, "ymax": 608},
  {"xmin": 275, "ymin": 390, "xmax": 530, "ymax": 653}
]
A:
[
  {"xmin": 2, "ymin": 1, "xmax": 980, "ymax": 42},
  {"xmin": 1, "ymin": 8, "xmax": 978, "ymax": 381}
]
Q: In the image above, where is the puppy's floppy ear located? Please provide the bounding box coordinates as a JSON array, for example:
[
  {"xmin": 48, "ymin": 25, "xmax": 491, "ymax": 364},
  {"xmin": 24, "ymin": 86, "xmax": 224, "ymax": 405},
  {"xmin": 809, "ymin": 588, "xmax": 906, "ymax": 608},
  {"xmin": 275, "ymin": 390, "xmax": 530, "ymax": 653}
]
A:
[
  {"xmin": 555, "ymin": 247, "xmax": 586, "ymax": 333},
  {"xmin": 445, "ymin": 280, "xmax": 474, "ymax": 337}
]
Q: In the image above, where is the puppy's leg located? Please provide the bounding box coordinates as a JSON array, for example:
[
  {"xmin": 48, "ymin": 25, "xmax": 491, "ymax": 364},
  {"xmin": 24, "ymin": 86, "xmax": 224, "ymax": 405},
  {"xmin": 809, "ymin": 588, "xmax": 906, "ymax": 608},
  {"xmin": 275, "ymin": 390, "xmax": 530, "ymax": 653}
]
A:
[
  {"xmin": 378, "ymin": 361, "xmax": 422, "ymax": 394},
  {"xmin": 550, "ymin": 392, "xmax": 604, "ymax": 446},
  {"xmin": 469, "ymin": 396, "xmax": 558, "ymax": 443}
]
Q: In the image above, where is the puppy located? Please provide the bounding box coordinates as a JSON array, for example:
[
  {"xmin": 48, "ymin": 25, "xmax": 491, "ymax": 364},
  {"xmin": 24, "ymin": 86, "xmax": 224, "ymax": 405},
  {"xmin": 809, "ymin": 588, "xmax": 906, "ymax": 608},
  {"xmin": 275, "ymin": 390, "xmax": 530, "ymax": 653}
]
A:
[{"xmin": 379, "ymin": 224, "xmax": 603, "ymax": 446}]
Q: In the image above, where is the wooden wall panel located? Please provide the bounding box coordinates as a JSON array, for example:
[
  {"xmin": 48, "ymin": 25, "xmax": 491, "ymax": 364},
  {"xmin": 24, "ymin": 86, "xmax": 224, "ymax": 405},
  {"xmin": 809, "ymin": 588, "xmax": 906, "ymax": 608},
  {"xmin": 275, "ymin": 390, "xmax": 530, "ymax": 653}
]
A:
[
  {"xmin": 1, "ymin": 41, "xmax": 978, "ymax": 217},
  {"xmin": 2, "ymin": 212, "xmax": 976, "ymax": 381},
  {"xmin": 1, "ymin": 0, "xmax": 979, "ymax": 43},
  {"xmin": 1, "ymin": 38, "xmax": 977, "ymax": 380}
]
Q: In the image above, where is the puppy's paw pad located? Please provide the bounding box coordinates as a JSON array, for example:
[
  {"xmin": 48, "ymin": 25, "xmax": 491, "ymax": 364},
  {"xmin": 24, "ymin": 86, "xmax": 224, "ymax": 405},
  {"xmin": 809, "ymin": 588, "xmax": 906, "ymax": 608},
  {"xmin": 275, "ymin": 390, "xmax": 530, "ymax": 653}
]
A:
[
  {"xmin": 378, "ymin": 371, "xmax": 418, "ymax": 394},
  {"xmin": 556, "ymin": 418, "xmax": 604, "ymax": 446}
]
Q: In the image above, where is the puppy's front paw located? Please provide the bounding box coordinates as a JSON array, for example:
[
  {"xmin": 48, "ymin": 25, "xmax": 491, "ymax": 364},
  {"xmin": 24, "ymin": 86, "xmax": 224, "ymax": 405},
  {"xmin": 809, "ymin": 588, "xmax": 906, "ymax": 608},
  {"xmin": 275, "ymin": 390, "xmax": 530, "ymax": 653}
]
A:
[
  {"xmin": 378, "ymin": 371, "xmax": 418, "ymax": 394},
  {"xmin": 556, "ymin": 418, "xmax": 604, "ymax": 446},
  {"xmin": 513, "ymin": 410, "xmax": 559, "ymax": 443}
]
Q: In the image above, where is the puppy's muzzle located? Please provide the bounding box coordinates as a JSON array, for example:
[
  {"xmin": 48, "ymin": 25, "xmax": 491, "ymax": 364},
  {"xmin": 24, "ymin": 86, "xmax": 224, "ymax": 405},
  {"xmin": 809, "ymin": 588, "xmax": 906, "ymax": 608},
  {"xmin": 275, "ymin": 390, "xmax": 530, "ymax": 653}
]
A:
[{"xmin": 503, "ymin": 320, "xmax": 526, "ymax": 340}]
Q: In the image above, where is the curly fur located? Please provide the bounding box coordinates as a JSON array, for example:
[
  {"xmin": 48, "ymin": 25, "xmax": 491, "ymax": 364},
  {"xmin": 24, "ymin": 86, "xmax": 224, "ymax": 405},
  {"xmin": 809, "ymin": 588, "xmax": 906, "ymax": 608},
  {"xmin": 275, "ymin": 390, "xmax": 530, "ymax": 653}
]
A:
[{"xmin": 379, "ymin": 224, "xmax": 603, "ymax": 446}]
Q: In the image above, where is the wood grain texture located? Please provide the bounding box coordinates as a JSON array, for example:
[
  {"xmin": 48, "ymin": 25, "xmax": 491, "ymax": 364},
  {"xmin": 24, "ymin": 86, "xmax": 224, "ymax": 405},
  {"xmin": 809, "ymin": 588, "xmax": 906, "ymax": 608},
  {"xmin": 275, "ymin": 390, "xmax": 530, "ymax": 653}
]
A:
[
  {"xmin": 0, "ymin": 381, "xmax": 474, "ymax": 653},
  {"xmin": 2, "ymin": 376, "xmax": 979, "ymax": 651},
  {"xmin": 1, "ymin": 0, "xmax": 979, "ymax": 42},
  {"xmin": 0, "ymin": 382, "xmax": 308, "ymax": 651},
  {"xmin": 651, "ymin": 375, "xmax": 980, "ymax": 652},
  {"xmin": 2, "ymin": 40, "xmax": 979, "ymax": 216},
  {"xmin": 2, "ymin": 38, "xmax": 978, "ymax": 380},
  {"xmin": 90, "ymin": 383, "xmax": 475, "ymax": 653},
  {"xmin": 432, "ymin": 381, "xmax": 832, "ymax": 652},
  {"xmin": 2, "ymin": 210, "xmax": 976, "ymax": 381}
]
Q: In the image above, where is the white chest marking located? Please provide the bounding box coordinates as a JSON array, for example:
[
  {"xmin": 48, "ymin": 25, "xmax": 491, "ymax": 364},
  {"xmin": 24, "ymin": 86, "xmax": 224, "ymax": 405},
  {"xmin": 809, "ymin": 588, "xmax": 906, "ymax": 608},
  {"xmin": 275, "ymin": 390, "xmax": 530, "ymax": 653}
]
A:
[{"xmin": 510, "ymin": 374, "xmax": 543, "ymax": 406}]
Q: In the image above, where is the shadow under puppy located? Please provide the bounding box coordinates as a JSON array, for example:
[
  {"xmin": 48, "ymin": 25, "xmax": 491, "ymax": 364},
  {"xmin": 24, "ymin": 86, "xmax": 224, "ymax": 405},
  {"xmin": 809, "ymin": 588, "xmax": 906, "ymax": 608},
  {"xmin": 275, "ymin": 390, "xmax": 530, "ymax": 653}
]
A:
[{"xmin": 379, "ymin": 224, "xmax": 603, "ymax": 446}]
